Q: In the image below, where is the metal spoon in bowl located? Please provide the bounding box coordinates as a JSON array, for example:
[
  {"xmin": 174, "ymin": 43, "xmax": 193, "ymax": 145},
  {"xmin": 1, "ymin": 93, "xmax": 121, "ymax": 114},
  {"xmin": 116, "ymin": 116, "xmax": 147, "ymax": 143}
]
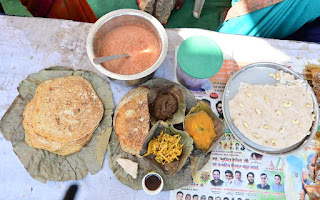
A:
[{"xmin": 93, "ymin": 54, "xmax": 129, "ymax": 64}]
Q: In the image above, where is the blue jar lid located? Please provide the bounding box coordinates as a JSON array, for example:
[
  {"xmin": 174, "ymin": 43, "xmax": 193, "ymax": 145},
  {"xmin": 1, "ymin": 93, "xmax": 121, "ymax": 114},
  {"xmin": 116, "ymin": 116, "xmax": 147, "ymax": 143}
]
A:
[{"xmin": 177, "ymin": 36, "xmax": 223, "ymax": 79}]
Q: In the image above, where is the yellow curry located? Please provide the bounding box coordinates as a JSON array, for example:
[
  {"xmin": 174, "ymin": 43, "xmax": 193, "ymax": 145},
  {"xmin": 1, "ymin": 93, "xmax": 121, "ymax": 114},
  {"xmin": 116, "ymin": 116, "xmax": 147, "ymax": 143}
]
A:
[{"xmin": 184, "ymin": 111, "xmax": 216, "ymax": 151}]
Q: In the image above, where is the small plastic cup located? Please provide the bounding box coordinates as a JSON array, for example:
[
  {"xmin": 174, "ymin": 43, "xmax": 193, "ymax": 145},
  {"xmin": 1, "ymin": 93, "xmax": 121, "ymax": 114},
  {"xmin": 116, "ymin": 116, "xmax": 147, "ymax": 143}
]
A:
[
  {"xmin": 142, "ymin": 172, "xmax": 164, "ymax": 195},
  {"xmin": 176, "ymin": 36, "xmax": 223, "ymax": 91}
]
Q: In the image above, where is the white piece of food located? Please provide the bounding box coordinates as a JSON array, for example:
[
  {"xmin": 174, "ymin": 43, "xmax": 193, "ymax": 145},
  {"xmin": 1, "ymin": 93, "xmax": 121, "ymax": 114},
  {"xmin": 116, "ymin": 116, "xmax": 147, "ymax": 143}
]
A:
[{"xmin": 116, "ymin": 158, "xmax": 139, "ymax": 179}]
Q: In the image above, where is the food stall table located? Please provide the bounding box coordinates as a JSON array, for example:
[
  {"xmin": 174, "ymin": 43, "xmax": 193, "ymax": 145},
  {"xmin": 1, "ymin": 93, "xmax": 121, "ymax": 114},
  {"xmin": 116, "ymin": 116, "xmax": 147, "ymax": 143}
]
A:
[{"xmin": 1, "ymin": 15, "xmax": 320, "ymax": 200}]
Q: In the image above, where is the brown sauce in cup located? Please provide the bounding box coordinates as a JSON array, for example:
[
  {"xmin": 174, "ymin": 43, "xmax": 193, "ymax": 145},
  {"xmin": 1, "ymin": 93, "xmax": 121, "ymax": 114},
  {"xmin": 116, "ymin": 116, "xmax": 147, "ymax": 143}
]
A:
[{"xmin": 145, "ymin": 174, "xmax": 162, "ymax": 191}]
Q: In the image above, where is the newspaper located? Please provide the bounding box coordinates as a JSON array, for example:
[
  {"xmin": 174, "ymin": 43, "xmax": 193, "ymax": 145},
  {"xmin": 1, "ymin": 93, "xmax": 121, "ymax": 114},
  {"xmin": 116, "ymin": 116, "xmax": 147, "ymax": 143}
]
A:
[
  {"xmin": 170, "ymin": 133, "xmax": 285, "ymax": 200},
  {"xmin": 169, "ymin": 59, "xmax": 319, "ymax": 200},
  {"xmin": 284, "ymin": 134, "xmax": 320, "ymax": 200}
]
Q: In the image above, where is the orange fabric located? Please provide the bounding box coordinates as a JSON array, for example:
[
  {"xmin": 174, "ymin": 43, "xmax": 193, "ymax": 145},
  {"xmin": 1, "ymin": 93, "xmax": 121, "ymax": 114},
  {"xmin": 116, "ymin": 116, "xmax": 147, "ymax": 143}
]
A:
[
  {"xmin": 20, "ymin": 0, "xmax": 97, "ymax": 23},
  {"xmin": 225, "ymin": 0, "xmax": 284, "ymax": 21}
]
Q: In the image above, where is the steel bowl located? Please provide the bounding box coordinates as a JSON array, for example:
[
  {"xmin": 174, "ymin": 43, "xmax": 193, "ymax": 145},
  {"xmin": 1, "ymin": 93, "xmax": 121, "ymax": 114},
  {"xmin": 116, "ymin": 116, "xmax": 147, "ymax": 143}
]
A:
[
  {"xmin": 86, "ymin": 9, "xmax": 168, "ymax": 85},
  {"xmin": 222, "ymin": 62, "xmax": 319, "ymax": 156}
]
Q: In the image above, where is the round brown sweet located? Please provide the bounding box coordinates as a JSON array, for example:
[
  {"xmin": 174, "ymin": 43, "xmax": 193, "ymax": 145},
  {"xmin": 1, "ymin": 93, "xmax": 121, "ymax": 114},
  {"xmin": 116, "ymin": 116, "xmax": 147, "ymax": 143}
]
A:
[{"xmin": 151, "ymin": 93, "xmax": 178, "ymax": 121}]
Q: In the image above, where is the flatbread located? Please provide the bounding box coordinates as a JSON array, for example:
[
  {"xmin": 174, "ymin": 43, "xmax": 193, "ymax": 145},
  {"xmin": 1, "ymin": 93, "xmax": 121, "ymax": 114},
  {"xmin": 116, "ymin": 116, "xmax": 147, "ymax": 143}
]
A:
[
  {"xmin": 22, "ymin": 76, "xmax": 103, "ymax": 156},
  {"xmin": 50, "ymin": 133, "xmax": 93, "ymax": 156},
  {"xmin": 114, "ymin": 86, "xmax": 150, "ymax": 156},
  {"xmin": 24, "ymin": 98, "xmax": 95, "ymax": 155},
  {"xmin": 30, "ymin": 76, "xmax": 104, "ymax": 143}
]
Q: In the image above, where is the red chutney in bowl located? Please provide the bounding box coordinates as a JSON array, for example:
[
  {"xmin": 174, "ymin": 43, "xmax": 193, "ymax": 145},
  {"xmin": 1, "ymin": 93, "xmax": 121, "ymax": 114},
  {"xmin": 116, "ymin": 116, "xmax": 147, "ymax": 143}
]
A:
[{"xmin": 99, "ymin": 25, "xmax": 161, "ymax": 75}]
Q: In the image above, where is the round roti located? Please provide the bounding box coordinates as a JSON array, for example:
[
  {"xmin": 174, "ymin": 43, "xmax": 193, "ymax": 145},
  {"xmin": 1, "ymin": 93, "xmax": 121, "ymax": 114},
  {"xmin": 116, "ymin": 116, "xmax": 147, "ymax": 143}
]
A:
[
  {"xmin": 31, "ymin": 76, "xmax": 104, "ymax": 143},
  {"xmin": 22, "ymin": 75, "xmax": 104, "ymax": 156}
]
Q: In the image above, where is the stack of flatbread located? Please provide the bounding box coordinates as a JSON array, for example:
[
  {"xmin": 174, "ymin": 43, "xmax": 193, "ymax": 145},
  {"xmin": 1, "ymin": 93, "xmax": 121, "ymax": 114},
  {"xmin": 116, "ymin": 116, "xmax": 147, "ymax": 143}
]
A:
[{"xmin": 22, "ymin": 76, "xmax": 104, "ymax": 156}]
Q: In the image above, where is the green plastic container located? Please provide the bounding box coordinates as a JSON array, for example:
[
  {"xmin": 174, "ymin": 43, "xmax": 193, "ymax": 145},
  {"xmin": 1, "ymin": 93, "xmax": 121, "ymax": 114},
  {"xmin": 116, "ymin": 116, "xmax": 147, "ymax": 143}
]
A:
[{"xmin": 176, "ymin": 36, "xmax": 223, "ymax": 90}]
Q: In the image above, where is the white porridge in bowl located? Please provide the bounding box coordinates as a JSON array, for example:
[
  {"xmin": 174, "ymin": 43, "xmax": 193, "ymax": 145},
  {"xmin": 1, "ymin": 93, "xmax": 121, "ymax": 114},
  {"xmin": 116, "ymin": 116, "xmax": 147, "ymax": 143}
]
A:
[{"xmin": 229, "ymin": 71, "xmax": 315, "ymax": 148}]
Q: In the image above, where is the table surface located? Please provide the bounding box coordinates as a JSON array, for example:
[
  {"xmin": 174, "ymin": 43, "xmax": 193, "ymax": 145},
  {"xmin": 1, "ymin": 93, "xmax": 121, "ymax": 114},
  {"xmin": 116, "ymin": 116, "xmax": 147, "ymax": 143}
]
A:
[{"xmin": 1, "ymin": 15, "xmax": 320, "ymax": 200}]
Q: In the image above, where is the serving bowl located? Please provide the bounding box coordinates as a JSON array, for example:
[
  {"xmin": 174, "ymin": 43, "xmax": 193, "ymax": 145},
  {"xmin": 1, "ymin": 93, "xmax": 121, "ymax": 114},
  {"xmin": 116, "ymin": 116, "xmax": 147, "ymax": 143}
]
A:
[
  {"xmin": 222, "ymin": 62, "xmax": 319, "ymax": 156},
  {"xmin": 142, "ymin": 172, "xmax": 164, "ymax": 195},
  {"xmin": 86, "ymin": 9, "xmax": 168, "ymax": 85}
]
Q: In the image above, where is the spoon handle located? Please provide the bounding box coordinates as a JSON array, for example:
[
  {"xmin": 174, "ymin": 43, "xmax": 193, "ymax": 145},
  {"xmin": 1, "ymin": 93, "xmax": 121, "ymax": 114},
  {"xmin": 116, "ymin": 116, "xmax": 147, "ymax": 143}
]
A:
[{"xmin": 93, "ymin": 54, "xmax": 129, "ymax": 64}]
